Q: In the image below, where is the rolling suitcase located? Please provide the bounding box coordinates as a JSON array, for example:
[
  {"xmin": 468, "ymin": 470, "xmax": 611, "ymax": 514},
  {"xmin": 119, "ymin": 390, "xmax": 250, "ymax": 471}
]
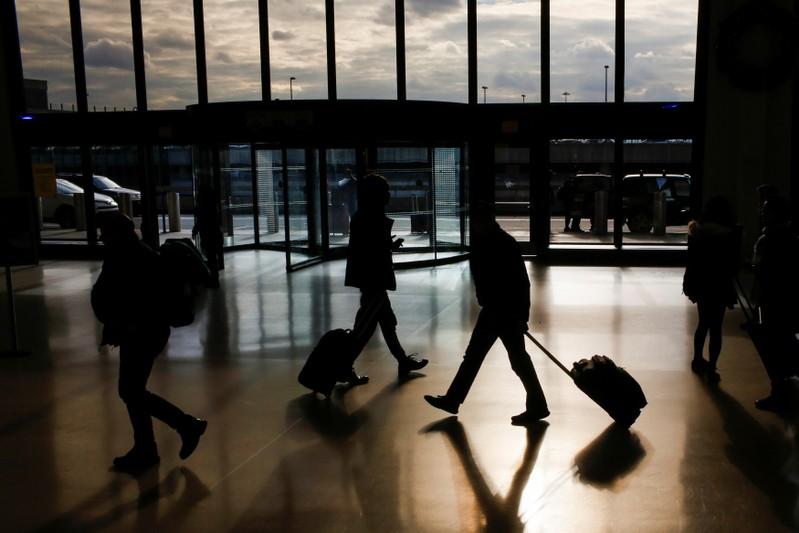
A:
[
  {"xmin": 297, "ymin": 328, "xmax": 356, "ymax": 397},
  {"xmin": 298, "ymin": 294, "xmax": 388, "ymax": 396},
  {"xmin": 525, "ymin": 332, "xmax": 647, "ymax": 428}
]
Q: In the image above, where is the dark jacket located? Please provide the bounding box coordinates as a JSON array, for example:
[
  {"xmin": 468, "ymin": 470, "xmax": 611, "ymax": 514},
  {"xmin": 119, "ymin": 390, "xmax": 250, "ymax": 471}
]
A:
[
  {"xmin": 684, "ymin": 221, "xmax": 740, "ymax": 306},
  {"xmin": 345, "ymin": 209, "xmax": 397, "ymax": 291},
  {"xmin": 754, "ymin": 224, "xmax": 799, "ymax": 326},
  {"xmin": 470, "ymin": 223, "xmax": 531, "ymax": 323},
  {"xmin": 92, "ymin": 240, "xmax": 170, "ymax": 347}
]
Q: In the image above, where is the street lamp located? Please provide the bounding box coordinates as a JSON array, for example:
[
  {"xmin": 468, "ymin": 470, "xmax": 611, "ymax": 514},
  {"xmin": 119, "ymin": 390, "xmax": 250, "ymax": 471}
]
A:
[
  {"xmin": 604, "ymin": 65, "xmax": 609, "ymax": 102},
  {"xmin": 521, "ymin": 94, "xmax": 526, "ymax": 103},
  {"xmin": 562, "ymin": 91, "xmax": 570, "ymax": 103},
  {"xmin": 290, "ymin": 76, "xmax": 296, "ymax": 101},
  {"xmin": 482, "ymin": 86, "xmax": 487, "ymax": 104}
]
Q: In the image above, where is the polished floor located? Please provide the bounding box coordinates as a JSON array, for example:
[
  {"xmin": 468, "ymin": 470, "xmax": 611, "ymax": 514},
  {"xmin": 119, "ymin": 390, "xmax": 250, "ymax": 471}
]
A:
[{"xmin": 1, "ymin": 251, "xmax": 797, "ymax": 532}]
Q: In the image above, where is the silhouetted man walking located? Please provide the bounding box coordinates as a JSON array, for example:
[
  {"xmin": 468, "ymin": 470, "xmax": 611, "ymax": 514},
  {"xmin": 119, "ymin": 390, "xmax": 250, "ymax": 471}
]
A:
[
  {"xmin": 425, "ymin": 203, "xmax": 549, "ymax": 425},
  {"xmin": 92, "ymin": 213, "xmax": 207, "ymax": 474},
  {"xmin": 345, "ymin": 174, "xmax": 428, "ymax": 383}
]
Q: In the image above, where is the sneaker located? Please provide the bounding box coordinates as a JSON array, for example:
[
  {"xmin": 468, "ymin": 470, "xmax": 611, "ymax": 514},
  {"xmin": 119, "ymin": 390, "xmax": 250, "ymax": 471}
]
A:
[
  {"xmin": 424, "ymin": 394, "xmax": 459, "ymax": 415},
  {"xmin": 705, "ymin": 369, "xmax": 721, "ymax": 384},
  {"xmin": 178, "ymin": 417, "xmax": 208, "ymax": 460},
  {"xmin": 511, "ymin": 409, "xmax": 550, "ymax": 426},
  {"xmin": 690, "ymin": 358, "xmax": 707, "ymax": 374},
  {"xmin": 346, "ymin": 369, "xmax": 370, "ymax": 386},
  {"xmin": 113, "ymin": 445, "xmax": 160, "ymax": 474},
  {"xmin": 398, "ymin": 353, "xmax": 428, "ymax": 377}
]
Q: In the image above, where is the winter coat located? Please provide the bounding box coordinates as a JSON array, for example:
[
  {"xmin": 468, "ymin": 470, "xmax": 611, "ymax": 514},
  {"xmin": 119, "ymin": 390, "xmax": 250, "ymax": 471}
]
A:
[{"xmin": 345, "ymin": 209, "xmax": 397, "ymax": 291}]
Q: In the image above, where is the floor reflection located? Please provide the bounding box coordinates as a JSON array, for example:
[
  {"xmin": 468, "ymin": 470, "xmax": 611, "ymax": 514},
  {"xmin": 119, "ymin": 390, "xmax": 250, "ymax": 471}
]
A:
[
  {"xmin": 572, "ymin": 423, "xmax": 648, "ymax": 490},
  {"xmin": 422, "ymin": 417, "xmax": 548, "ymax": 533}
]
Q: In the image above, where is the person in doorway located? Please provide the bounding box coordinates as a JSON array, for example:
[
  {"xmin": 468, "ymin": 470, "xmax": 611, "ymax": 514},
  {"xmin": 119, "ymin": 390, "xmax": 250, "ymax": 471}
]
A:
[
  {"xmin": 92, "ymin": 212, "xmax": 207, "ymax": 474},
  {"xmin": 424, "ymin": 202, "xmax": 549, "ymax": 425},
  {"xmin": 345, "ymin": 174, "xmax": 428, "ymax": 383},
  {"xmin": 556, "ymin": 176, "xmax": 583, "ymax": 232},
  {"xmin": 683, "ymin": 196, "xmax": 741, "ymax": 384}
]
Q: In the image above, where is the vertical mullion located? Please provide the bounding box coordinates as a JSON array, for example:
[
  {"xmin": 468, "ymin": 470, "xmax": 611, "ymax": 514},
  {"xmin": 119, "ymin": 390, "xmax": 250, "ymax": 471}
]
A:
[
  {"xmin": 541, "ymin": 0, "xmax": 550, "ymax": 104},
  {"xmin": 130, "ymin": 0, "xmax": 147, "ymax": 111},
  {"xmin": 251, "ymin": 145, "xmax": 260, "ymax": 245},
  {"xmin": 325, "ymin": 0, "xmax": 337, "ymax": 100},
  {"xmin": 193, "ymin": 0, "xmax": 208, "ymax": 104},
  {"xmin": 282, "ymin": 147, "xmax": 291, "ymax": 269},
  {"xmin": 613, "ymin": 0, "xmax": 624, "ymax": 249},
  {"xmin": 258, "ymin": 0, "xmax": 272, "ymax": 101},
  {"xmin": 395, "ymin": 0, "xmax": 406, "ymax": 101},
  {"xmin": 467, "ymin": 0, "xmax": 477, "ymax": 105}
]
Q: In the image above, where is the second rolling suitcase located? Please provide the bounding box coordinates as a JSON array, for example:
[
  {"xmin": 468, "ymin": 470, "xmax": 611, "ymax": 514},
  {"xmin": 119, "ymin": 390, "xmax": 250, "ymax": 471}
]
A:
[{"xmin": 525, "ymin": 332, "xmax": 647, "ymax": 428}]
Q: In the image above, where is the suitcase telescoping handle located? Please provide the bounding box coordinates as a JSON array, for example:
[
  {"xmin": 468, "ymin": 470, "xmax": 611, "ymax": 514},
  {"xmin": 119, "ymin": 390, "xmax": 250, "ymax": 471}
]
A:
[{"xmin": 524, "ymin": 331, "xmax": 573, "ymax": 379}]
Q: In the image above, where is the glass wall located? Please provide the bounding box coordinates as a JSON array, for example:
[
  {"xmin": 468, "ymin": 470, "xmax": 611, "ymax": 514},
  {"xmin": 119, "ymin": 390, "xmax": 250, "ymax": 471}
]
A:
[
  {"xmin": 31, "ymin": 146, "xmax": 85, "ymax": 241},
  {"xmin": 626, "ymin": 1, "xmax": 698, "ymax": 101},
  {"xmin": 285, "ymin": 149, "xmax": 323, "ymax": 266},
  {"xmin": 205, "ymin": 0, "xmax": 261, "ymax": 102},
  {"xmin": 220, "ymin": 144, "xmax": 255, "ymax": 245},
  {"xmin": 90, "ymin": 145, "xmax": 139, "ymax": 239},
  {"xmin": 376, "ymin": 147, "xmax": 432, "ymax": 249},
  {"xmin": 325, "ymin": 149, "xmax": 357, "ymax": 247},
  {"xmin": 152, "ymin": 145, "xmax": 194, "ymax": 242},
  {"xmin": 433, "ymin": 147, "xmax": 465, "ymax": 256},
  {"xmin": 622, "ymin": 139, "xmax": 692, "ymax": 244},
  {"xmin": 549, "ymin": 139, "xmax": 615, "ymax": 245},
  {"xmin": 269, "ymin": 0, "xmax": 327, "ymax": 100},
  {"xmin": 551, "ymin": 0, "xmax": 615, "ymax": 103},
  {"xmin": 335, "ymin": 0, "xmax": 396, "ymax": 99},
  {"xmin": 16, "ymin": 0, "xmax": 77, "ymax": 113},
  {"xmin": 405, "ymin": 1, "xmax": 468, "ymax": 102},
  {"xmin": 142, "ymin": 0, "xmax": 197, "ymax": 109},
  {"xmin": 478, "ymin": 0, "xmax": 541, "ymax": 103},
  {"xmin": 255, "ymin": 148, "xmax": 284, "ymax": 244},
  {"xmin": 494, "ymin": 146, "xmax": 531, "ymax": 242},
  {"xmin": 80, "ymin": 0, "xmax": 137, "ymax": 111}
]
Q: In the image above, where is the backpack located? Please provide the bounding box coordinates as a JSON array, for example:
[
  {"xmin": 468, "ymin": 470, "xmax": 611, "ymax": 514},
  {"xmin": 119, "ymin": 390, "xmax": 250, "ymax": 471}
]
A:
[{"xmin": 159, "ymin": 238, "xmax": 213, "ymax": 327}]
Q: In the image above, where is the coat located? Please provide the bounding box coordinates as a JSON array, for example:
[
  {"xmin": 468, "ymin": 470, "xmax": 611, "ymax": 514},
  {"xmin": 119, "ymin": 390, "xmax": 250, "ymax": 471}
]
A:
[
  {"xmin": 345, "ymin": 209, "xmax": 397, "ymax": 291},
  {"xmin": 683, "ymin": 222, "xmax": 740, "ymax": 306},
  {"xmin": 470, "ymin": 223, "xmax": 531, "ymax": 324}
]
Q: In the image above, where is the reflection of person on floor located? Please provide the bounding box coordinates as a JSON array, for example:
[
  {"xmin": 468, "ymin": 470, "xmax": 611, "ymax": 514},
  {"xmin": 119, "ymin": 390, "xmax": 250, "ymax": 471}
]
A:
[
  {"xmin": 425, "ymin": 202, "xmax": 549, "ymax": 425},
  {"xmin": 424, "ymin": 417, "xmax": 548, "ymax": 532},
  {"xmin": 345, "ymin": 174, "xmax": 428, "ymax": 384},
  {"xmin": 752, "ymin": 197, "xmax": 799, "ymax": 411},
  {"xmin": 683, "ymin": 196, "xmax": 741, "ymax": 384},
  {"xmin": 92, "ymin": 213, "xmax": 207, "ymax": 474}
]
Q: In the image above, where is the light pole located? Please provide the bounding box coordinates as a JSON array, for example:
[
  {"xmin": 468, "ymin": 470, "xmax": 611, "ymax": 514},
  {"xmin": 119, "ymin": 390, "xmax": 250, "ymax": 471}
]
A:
[
  {"xmin": 562, "ymin": 91, "xmax": 570, "ymax": 103},
  {"xmin": 521, "ymin": 94, "xmax": 526, "ymax": 103},
  {"xmin": 604, "ymin": 65, "xmax": 609, "ymax": 102},
  {"xmin": 290, "ymin": 76, "xmax": 296, "ymax": 101},
  {"xmin": 482, "ymin": 86, "xmax": 487, "ymax": 104}
]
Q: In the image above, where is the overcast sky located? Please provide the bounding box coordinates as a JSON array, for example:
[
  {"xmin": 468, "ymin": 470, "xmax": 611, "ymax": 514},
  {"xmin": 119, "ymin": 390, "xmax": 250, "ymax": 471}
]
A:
[{"xmin": 16, "ymin": 0, "xmax": 697, "ymax": 110}]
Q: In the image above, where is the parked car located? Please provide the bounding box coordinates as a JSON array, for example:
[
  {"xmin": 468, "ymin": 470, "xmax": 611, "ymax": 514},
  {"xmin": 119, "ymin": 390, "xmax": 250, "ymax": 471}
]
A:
[
  {"xmin": 41, "ymin": 178, "xmax": 119, "ymax": 228},
  {"xmin": 622, "ymin": 173, "xmax": 691, "ymax": 233}
]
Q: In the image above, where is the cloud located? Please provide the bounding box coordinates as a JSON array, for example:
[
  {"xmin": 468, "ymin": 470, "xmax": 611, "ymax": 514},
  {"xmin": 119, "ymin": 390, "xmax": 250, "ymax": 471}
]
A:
[
  {"xmin": 407, "ymin": 0, "xmax": 464, "ymax": 18},
  {"xmin": 272, "ymin": 30, "xmax": 295, "ymax": 41},
  {"xmin": 635, "ymin": 51, "xmax": 656, "ymax": 59},
  {"xmin": 84, "ymin": 39, "xmax": 134, "ymax": 70}
]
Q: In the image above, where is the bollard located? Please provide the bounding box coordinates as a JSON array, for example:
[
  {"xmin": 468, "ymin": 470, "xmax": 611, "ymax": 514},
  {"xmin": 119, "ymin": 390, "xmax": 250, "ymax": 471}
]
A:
[
  {"xmin": 118, "ymin": 192, "xmax": 134, "ymax": 217},
  {"xmin": 73, "ymin": 192, "xmax": 86, "ymax": 230},
  {"xmin": 166, "ymin": 191, "xmax": 181, "ymax": 232},
  {"xmin": 653, "ymin": 191, "xmax": 666, "ymax": 235},
  {"xmin": 593, "ymin": 190, "xmax": 608, "ymax": 235}
]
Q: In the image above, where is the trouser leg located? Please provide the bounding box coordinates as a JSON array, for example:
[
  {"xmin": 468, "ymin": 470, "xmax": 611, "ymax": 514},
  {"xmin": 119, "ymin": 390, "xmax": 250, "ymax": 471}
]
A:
[
  {"xmin": 707, "ymin": 303, "xmax": 726, "ymax": 370},
  {"xmin": 693, "ymin": 301, "xmax": 709, "ymax": 360},
  {"xmin": 119, "ymin": 343, "xmax": 188, "ymax": 446},
  {"xmin": 500, "ymin": 330, "xmax": 548, "ymax": 412},
  {"xmin": 446, "ymin": 311, "xmax": 497, "ymax": 405},
  {"xmin": 377, "ymin": 297, "xmax": 406, "ymax": 360}
]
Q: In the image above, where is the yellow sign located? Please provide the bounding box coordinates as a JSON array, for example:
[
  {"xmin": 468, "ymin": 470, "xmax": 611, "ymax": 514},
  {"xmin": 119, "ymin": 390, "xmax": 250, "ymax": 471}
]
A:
[{"xmin": 32, "ymin": 163, "xmax": 56, "ymax": 198}]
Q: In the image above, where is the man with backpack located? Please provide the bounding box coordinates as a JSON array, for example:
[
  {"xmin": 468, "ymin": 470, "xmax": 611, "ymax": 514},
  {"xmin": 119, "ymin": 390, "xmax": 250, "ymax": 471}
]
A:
[{"xmin": 92, "ymin": 212, "xmax": 207, "ymax": 474}]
